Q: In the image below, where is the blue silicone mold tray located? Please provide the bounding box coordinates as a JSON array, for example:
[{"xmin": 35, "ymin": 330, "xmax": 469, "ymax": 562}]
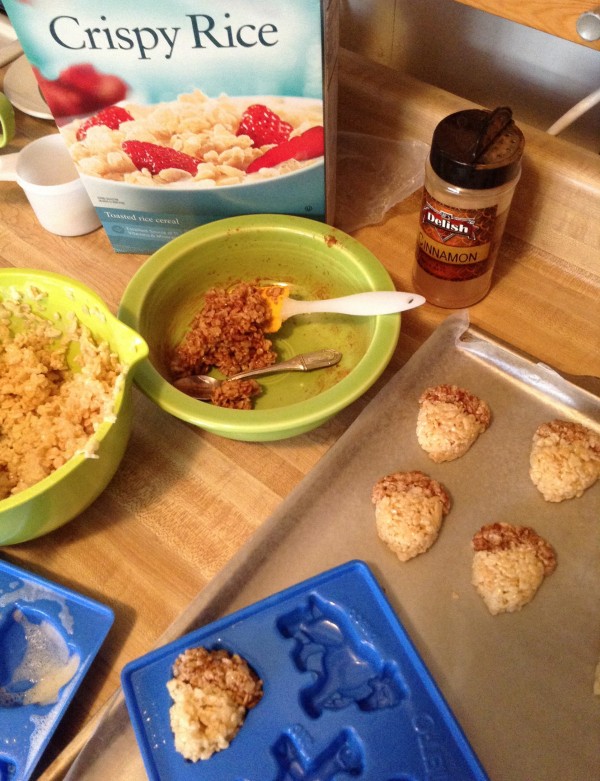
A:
[
  {"xmin": 122, "ymin": 560, "xmax": 489, "ymax": 781},
  {"xmin": 0, "ymin": 559, "xmax": 114, "ymax": 781}
]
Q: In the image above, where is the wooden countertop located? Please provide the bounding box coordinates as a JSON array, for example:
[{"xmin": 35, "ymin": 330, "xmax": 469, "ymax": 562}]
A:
[{"xmin": 1, "ymin": 49, "xmax": 599, "ymax": 779}]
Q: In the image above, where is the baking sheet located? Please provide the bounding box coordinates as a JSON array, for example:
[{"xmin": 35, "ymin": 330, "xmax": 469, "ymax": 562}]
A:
[{"xmin": 67, "ymin": 312, "xmax": 600, "ymax": 781}]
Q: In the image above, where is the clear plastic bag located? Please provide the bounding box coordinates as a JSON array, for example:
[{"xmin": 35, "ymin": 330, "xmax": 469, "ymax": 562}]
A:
[{"xmin": 335, "ymin": 131, "xmax": 429, "ymax": 233}]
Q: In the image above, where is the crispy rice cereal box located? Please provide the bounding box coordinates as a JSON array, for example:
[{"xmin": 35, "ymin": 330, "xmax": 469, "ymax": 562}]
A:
[{"xmin": 5, "ymin": 1, "xmax": 338, "ymax": 253}]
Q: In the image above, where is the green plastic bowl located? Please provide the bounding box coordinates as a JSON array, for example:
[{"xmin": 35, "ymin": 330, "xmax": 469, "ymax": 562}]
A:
[
  {"xmin": 118, "ymin": 215, "xmax": 400, "ymax": 441},
  {"xmin": 0, "ymin": 269, "xmax": 148, "ymax": 545}
]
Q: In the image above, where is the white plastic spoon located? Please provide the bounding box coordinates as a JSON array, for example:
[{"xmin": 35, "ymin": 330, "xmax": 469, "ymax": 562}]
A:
[{"xmin": 262, "ymin": 289, "xmax": 426, "ymax": 332}]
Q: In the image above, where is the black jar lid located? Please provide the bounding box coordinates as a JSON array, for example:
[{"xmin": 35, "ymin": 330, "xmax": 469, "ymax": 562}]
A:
[{"xmin": 430, "ymin": 106, "xmax": 525, "ymax": 189}]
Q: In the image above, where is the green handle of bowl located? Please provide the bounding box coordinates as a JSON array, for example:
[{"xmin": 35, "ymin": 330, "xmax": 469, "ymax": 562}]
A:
[
  {"xmin": 0, "ymin": 92, "xmax": 16, "ymax": 149},
  {"xmin": 112, "ymin": 315, "xmax": 149, "ymax": 366}
]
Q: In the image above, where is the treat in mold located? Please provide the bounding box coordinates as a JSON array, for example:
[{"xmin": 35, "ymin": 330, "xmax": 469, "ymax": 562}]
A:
[
  {"xmin": 471, "ymin": 522, "xmax": 557, "ymax": 615},
  {"xmin": 416, "ymin": 384, "xmax": 491, "ymax": 462},
  {"xmin": 529, "ymin": 419, "xmax": 600, "ymax": 502},
  {"xmin": 166, "ymin": 646, "xmax": 263, "ymax": 762},
  {"xmin": 371, "ymin": 470, "xmax": 451, "ymax": 562}
]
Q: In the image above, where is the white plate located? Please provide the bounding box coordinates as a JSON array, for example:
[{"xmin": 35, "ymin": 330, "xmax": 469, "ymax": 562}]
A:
[{"xmin": 3, "ymin": 54, "xmax": 52, "ymax": 120}]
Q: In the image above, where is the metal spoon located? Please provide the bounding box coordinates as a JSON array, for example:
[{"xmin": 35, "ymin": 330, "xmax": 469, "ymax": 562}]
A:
[{"xmin": 172, "ymin": 349, "xmax": 342, "ymax": 400}]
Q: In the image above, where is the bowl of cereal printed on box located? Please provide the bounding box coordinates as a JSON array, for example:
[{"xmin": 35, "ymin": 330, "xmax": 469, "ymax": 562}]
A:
[
  {"xmin": 60, "ymin": 91, "xmax": 325, "ymax": 215},
  {"xmin": 0, "ymin": 269, "xmax": 148, "ymax": 545}
]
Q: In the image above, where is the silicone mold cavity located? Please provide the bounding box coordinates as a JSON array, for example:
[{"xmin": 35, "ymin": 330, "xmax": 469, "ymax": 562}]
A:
[
  {"xmin": 272, "ymin": 724, "xmax": 364, "ymax": 780},
  {"xmin": 0, "ymin": 757, "xmax": 16, "ymax": 781},
  {"xmin": 0, "ymin": 605, "xmax": 76, "ymax": 708},
  {"xmin": 277, "ymin": 594, "xmax": 406, "ymax": 718},
  {"xmin": 0, "ymin": 606, "xmax": 34, "ymax": 708}
]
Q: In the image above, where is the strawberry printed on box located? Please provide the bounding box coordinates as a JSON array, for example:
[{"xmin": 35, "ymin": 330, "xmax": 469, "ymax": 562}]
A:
[{"xmin": 4, "ymin": 1, "xmax": 337, "ymax": 253}]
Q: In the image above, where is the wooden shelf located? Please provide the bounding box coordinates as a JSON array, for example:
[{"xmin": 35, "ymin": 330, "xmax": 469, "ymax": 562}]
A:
[{"xmin": 452, "ymin": 0, "xmax": 600, "ymax": 49}]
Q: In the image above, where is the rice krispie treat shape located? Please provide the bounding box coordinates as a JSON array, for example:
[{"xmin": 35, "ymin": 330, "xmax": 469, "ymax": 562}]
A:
[
  {"xmin": 371, "ymin": 470, "xmax": 451, "ymax": 562},
  {"xmin": 166, "ymin": 647, "xmax": 263, "ymax": 762},
  {"xmin": 529, "ymin": 419, "xmax": 600, "ymax": 502},
  {"xmin": 416, "ymin": 384, "xmax": 491, "ymax": 463},
  {"xmin": 471, "ymin": 523, "xmax": 557, "ymax": 615}
]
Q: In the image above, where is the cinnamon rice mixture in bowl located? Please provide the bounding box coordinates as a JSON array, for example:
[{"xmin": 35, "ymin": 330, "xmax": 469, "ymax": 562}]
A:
[
  {"xmin": 168, "ymin": 281, "xmax": 280, "ymax": 410},
  {"xmin": 118, "ymin": 214, "xmax": 401, "ymax": 441}
]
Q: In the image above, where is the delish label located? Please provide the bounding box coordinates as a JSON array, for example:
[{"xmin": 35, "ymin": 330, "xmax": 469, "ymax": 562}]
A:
[{"xmin": 416, "ymin": 190, "xmax": 498, "ymax": 281}]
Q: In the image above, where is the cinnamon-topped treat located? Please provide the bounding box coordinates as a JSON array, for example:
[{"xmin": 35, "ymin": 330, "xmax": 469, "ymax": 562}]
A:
[
  {"xmin": 529, "ymin": 419, "xmax": 600, "ymax": 502},
  {"xmin": 166, "ymin": 647, "xmax": 263, "ymax": 762},
  {"xmin": 471, "ymin": 522, "xmax": 557, "ymax": 615},
  {"xmin": 371, "ymin": 470, "xmax": 451, "ymax": 562},
  {"xmin": 416, "ymin": 384, "xmax": 491, "ymax": 463}
]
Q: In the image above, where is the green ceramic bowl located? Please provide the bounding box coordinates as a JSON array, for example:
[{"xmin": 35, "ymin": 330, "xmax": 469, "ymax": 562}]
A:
[
  {"xmin": 0, "ymin": 269, "xmax": 148, "ymax": 545},
  {"xmin": 118, "ymin": 215, "xmax": 400, "ymax": 441}
]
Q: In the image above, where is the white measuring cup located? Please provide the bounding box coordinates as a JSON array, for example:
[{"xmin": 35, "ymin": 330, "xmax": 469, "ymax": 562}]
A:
[{"xmin": 0, "ymin": 134, "xmax": 101, "ymax": 236}]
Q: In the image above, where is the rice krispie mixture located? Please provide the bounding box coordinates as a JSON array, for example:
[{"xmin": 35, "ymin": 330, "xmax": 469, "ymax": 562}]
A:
[
  {"xmin": 170, "ymin": 282, "xmax": 284, "ymax": 409},
  {"xmin": 0, "ymin": 294, "xmax": 122, "ymax": 499},
  {"xmin": 416, "ymin": 384, "xmax": 491, "ymax": 463},
  {"xmin": 62, "ymin": 91, "xmax": 323, "ymax": 188},
  {"xmin": 529, "ymin": 419, "xmax": 600, "ymax": 502},
  {"xmin": 167, "ymin": 646, "xmax": 263, "ymax": 762},
  {"xmin": 471, "ymin": 522, "xmax": 557, "ymax": 615},
  {"xmin": 209, "ymin": 378, "xmax": 261, "ymax": 411},
  {"xmin": 371, "ymin": 470, "xmax": 451, "ymax": 562}
]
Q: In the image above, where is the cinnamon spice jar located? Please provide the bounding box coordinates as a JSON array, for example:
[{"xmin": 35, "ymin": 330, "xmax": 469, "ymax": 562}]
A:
[{"xmin": 413, "ymin": 107, "xmax": 524, "ymax": 308}]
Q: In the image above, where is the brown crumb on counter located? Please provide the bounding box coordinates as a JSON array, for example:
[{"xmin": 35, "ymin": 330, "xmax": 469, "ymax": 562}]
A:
[
  {"xmin": 471, "ymin": 522, "xmax": 557, "ymax": 615},
  {"xmin": 371, "ymin": 470, "xmax": 451, "ymax": 562},
  {"xmin": 167, "ymin": 646, "xmax": 263, "ymax": 762},
  {"xmin": 416, "ymin": 384, "xmax": 491, "ymax": 463},
  {"xmin": 529, "ymin": 419, "xmax": 600, "ymax": 502}
]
